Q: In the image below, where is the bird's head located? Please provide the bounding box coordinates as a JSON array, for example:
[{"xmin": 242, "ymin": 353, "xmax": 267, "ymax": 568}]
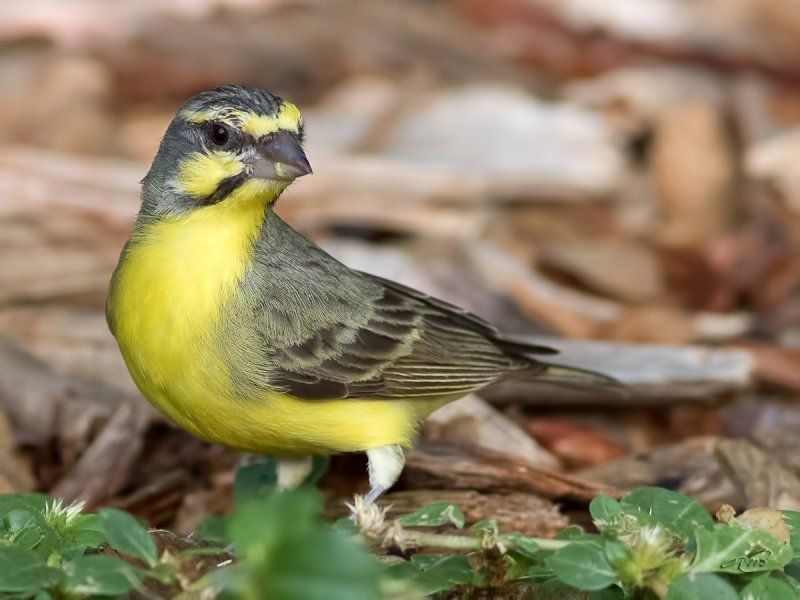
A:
[{"xmin": 140, "ymin": 84, "xmax": 311, "ymax": 217}]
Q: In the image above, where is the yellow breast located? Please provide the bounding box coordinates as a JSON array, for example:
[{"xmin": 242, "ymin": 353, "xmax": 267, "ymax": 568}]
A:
[
  {"xmin": 108, "ymin": 185, "xmax": 266, "ymax": 439},
  {"xmin": 108, "ymin": 187, "xmax": 434, "ymax": 455}
]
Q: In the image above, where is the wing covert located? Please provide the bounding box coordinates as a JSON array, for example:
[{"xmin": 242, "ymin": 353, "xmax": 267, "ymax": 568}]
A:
[{"xmin": 266, "ymin": 281, "xmax": 524, "ymax": 401}]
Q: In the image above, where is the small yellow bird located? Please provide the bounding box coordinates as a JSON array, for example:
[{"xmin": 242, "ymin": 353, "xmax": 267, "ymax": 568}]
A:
[{"xmin": 107, "ymin": 85, "xmax": 613, "ymax": 501}]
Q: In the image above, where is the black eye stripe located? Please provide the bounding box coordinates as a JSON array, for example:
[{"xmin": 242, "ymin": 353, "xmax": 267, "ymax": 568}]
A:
[{"xmin": 201, "ymin": 172, "xmax": 248, "ymax": 205}]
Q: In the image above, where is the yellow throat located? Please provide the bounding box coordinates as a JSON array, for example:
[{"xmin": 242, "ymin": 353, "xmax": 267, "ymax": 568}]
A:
[{"xmin": 107, "ymin": 181, "xmax": 269, "ymax": 434}]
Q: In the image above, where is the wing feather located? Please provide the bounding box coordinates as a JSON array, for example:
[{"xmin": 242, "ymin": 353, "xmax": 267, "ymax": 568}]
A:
[{"xmin": 266, "ymin": 277, "xmax": 533, "ymax": 400}]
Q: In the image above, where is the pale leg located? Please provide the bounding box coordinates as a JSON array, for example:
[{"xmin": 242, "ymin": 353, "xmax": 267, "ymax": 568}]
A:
[
  {"xmin": 365, "ymin": 444, "xmax": 405, "ymax": 503},
  {"xmin": 276, "ymin": 456, "xmax": 314, "ymax": 490}
]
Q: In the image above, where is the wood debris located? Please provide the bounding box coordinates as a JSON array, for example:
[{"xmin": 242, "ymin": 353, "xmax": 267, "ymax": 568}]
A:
[
  {"xmin": 403, "ymin": 443, "xmax": 622, "ymax": 502},
  {"xmin": 0, "ymin": 0, "xmax": 798, "ymax": 564}
]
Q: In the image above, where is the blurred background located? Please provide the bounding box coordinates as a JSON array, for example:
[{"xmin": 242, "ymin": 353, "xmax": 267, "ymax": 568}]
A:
[{"xmin": 2, "ymin": 0, "xmax": 800, "ymax": 533}]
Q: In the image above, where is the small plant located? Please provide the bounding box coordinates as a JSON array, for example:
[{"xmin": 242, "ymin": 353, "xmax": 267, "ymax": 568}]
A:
[
  {"xmin": 1, "ymin": 471, "xmax": 799, "ymax": 598},
  {"xmin": 0, "ymin": 493, "xmax": 149, "ymax": 597},
  {"xmin": 348, "ymin": 487, "xmax": 800, "ymax": 598}
]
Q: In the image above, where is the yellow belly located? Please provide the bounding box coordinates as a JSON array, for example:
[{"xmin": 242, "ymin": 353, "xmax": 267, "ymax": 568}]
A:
[
  {"xmin": 114, "ymin": 297, "xmax": 439, "ymax": 454},
  {"xmin": 108, "ymin": 194, "xmax": 441, "ymax": 455},
  {"xmin": 132, "ymin": 385, "xmax": 439, "ymax": 455}
]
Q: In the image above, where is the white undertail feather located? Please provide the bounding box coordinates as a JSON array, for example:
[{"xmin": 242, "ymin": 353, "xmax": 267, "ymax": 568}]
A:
[
  {"xmin": 276, "ymin": 456, "xmax": 314, "ymax": 490},
  {"xmin": 366, "ymin": 444, "xmax": 406, "ymax": 494}
]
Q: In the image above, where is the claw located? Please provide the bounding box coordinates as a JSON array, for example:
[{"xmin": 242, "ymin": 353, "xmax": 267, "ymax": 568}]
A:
[{"xmin": 346, "ymin": 494, "xmax": 387, "ymax": 534}]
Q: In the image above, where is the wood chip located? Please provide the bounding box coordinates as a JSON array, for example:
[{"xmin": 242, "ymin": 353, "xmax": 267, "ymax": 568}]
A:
[
  {"xmin": 541, "ymin": 239, "xmax": 665, "ymax": 303},
  {"xmin": 481, "ymin": 336, "xmax": 754, "ymax": 406},
  {"xmin": 652, "ymin": 102, "xmax": 737, "ymax": 248},
  {"xmin": 579, "ymin": 436, "xmax": 800, "ymax": 511},
  {"xmin": 0, "ymin": 408, "xmax": 35, "ymax": 493},
  {"xmin": 0, "ymin": 337, "xmax": 136, "ymax": 440},
  {"xmin": 404, "ymin": 442, "xmax": 621, "ymax": 502},
  {"xmin": 51, "ymin": 402, "xmax": 150, "ymax": 508},
  {"xmin": 424, "ymin": 394, "xmax": 560, "ymax": 469}
]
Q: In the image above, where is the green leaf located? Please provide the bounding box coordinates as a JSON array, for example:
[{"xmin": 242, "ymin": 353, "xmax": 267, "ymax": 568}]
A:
[
  {"xmin": 782, "ymin": 510, "xmax": 800, "ymax": 571},
  {"xmin": 0, "ymin": 496, "xmax": 61, "ymax": 559},
  {"xmin": 666, "ymin": 573, "xmax": 738, "ymax": 599},
  {"xmin": 386, "ymin": 554, "xmax": 475, "ymax": 595},
  {"xmin": 0, "ymin": 494, "xmax": 47, "ymax": 516},
  {"xmin": 532, "ymin": 580, "xmax": 586, "ymax": 599},
  {"xmin": 99, "ymin": 509, "xmax": 157, "ymax": 567},
  {"xmin": 603, "ymin": 540, "xmax": 631, "ymax": 567},
  {"xmin": 503, "ymin": 552, "xmax": 537, "ymax": 582},
  {"xmin": 547, "ymin": 542, "xmax": 617, "ymax": 591},
  {"xmin": 4, "ymin": 510, "xmax": 44, "ymax": 551},
  {"xmin": 233, "ymin": 459, "xmax": 278, "ymax": 505},
  {"xmin": 0, "ymin": 546, "xmax": 62, "ymax": 593},
  {"xmin": 233, "ymin": 457, "xmax": 328, "ymax": 506},
  {"xmin": 785, "ymin": 561, "xmax": 800, "ymax": 581},
  {"xmin": 556, "ymin": 526, "xmax": 588, "ymax": 540},
  {"xmin": 619, "ymin": 487, "xmax": 713, "ymax": 540},
  {"xmin": 504, "ymin": 532, "xmax": 544, "ymax": 559},
  {"xmin": 554, "ymin": 527, "xmax": 604, "ymax": 548},
  {"xmin": 224, "ymin": 488, "xmax": 382, "ymax": 600},
  {"xmin": 196, "ymin": 515, "xmax": 230, "ymax": 545},
  {"xmin": 741, "ymin": 574, "xmax": 796, "ymax": 600},
  {"xmin": 255, "ymin": 531, "xmax": 380, "ymax": 599},
  {"xmin": 397, "ymin": 503, "xmax": 465, "ymax": 528},
  {"xmin": 590, "ymin": 494, "xmax": 623, "ymax": 528},
  {"xmin": 525, "ymin": 563, "xmax": 554, "ymax": 581},
  {"xmin": 470, "ymin": 519, "xmax": 498, "ymax": 536},
  {"xmin": 229, "ymin": 488, "xmax": 319, "ymax": 555},
  {"xmin": 51, "ymin": 512, "xmax": 106, "ymax": 561},
  {"xmin": 776, "ymin": 571, "xmax": 800, "ymax": 595},
  {"xmin": 589, "ymin": 587, "xmax": 625, "ymax": 599},
  {"xmin": 692, "ymin": 523, "xmax": 792, "ymax": 574},
  {"xmin": 63, "ymin": 513, "xmax": 104, "ymax": 549},
  {"xmin": 4, "ymin": 509, "xmax": 35, "ymax": 533},
  {"xmin": 305, "ymin": 456, "xmax": 330, "ymax": 486},
  {"xmin": 332, "ymin": 517, "xmax": 360, "ymax": 535},
  {"xmin": 64, "ymin": 555, "xmax": 141, "ymax": 597}
]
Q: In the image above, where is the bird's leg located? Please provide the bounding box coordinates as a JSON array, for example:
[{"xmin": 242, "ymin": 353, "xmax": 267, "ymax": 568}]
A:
[
  {"xmin": 276, "ymin": 455, "xmax": 314, "ymax": 490},
  {"xmin": 365, "ymin": 444, "xmax": 405, "ymax": 503},
  {"xmin": 349, "ymin": 445, "xmax": 405, "ymax": 522}
]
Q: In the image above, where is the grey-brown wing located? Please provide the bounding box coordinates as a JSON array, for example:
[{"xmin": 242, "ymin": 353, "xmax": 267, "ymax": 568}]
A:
[
  {"xmin": 267, "ymin": 279, "xmax": 538, "ymax": 400},
  {"xmin": 366, "ymin": 273, "xmax": 558, "ymax": 357}
]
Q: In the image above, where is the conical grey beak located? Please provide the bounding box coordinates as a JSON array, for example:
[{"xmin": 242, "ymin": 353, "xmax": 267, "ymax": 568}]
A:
[{"xmin": 249, "ymin": 131, "xmax": 312, "ymax": 181}]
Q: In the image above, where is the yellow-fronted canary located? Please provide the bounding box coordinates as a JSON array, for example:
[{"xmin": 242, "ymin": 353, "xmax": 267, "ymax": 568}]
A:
[{"xmin": 107, "ymin": 85, "xmax": 613, "ymax": 500}]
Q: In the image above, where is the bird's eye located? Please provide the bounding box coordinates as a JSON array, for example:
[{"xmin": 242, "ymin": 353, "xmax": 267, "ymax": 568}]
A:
[{"xmin": 207, "ymin": 122, "xmax": 231, "ymax": 147}]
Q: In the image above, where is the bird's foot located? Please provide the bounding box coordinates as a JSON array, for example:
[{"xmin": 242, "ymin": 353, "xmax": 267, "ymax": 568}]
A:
[
  {"xmin": 346, "ymin": 492, "xmax": 388, "ymax": 534},
  {"xmin": 347, "ymin": 484, "xmax": 386, "ymax": 521},
  {"xmin": 347, "ymin": 497, "xmax": 361, "ymax": 522},
  {"xmin": 348, "ymin": 445, "xmax": 403, "ymax": 525},
  {"xmin": 364, "ymin": 484, "xmax": 386, "ymax": 505}
]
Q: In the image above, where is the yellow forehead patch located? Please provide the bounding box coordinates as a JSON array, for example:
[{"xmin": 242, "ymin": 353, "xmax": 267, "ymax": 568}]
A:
[
  {"xmin": 176, "ymin": 150, "xmax": 244, "ymax": 199},
  {"xmin": 180, "ymin": 101, "xmax": 302, "ymax": 138},
  {"xmin": 237, "ymin": 102, "xmax": 302, "ymax": 137}
]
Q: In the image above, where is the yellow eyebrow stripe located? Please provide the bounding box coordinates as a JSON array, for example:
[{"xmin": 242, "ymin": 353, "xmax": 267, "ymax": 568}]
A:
[
  {"xmin": 181, "ymin": 109, "xmax": 218, "ymax": 123},
  {"xmin": 237, "ymin": 103, "xmax": 301, "ymax": 137},
  {"xmin": 180, "ymin": 102, "xmax": 302, "ymax": 137}
]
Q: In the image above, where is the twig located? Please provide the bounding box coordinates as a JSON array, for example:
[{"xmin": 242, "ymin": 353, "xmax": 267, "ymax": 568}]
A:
[
  {"xmin": 396, "ymin": 528, "xmax": 569, "ymax": 553},
  {"xmin": 349, "ymin": 495, "xmax": 569, "ymax": 555}
]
